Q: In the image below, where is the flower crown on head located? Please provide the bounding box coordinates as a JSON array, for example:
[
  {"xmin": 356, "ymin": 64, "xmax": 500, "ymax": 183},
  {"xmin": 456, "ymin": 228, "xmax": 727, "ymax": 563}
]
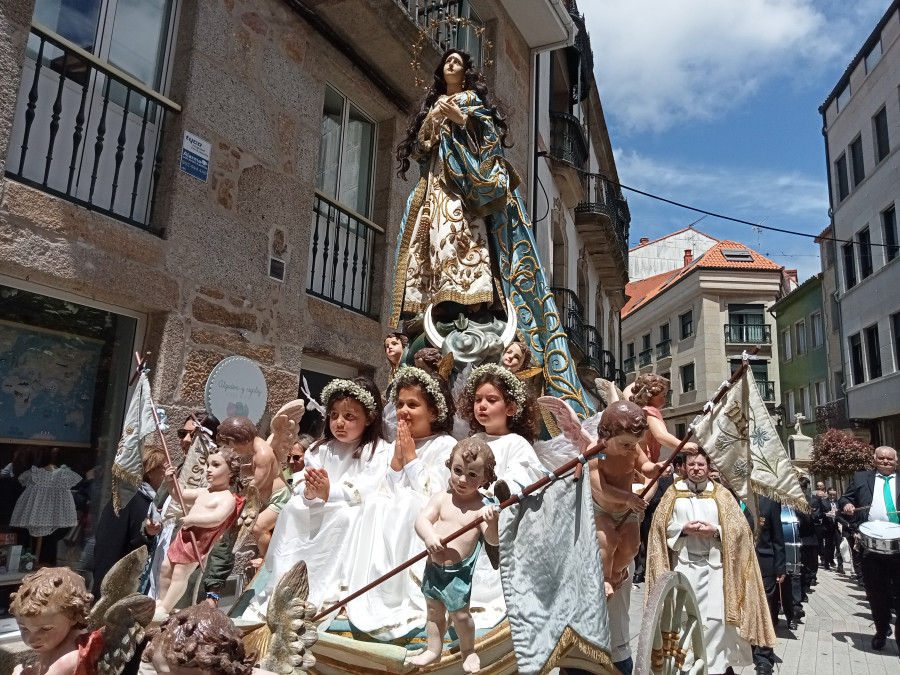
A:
[
  {"xmin": 466, "ymin": 363, "xmax": 526, "ymax": 421},
  {"xmin": 390, "ymin": 366, "xmax": 449, "ymax": 422},
  {"xmin": 320, "ymin": 379, "xmax": 377, "ymax": 417}
]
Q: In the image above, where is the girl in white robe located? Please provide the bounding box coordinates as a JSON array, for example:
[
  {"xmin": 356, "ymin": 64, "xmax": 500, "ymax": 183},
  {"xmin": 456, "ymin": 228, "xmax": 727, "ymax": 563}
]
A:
[
  {"xmin": 456, "ymin": 364, "xmax": 546, "ymax": 627},
  {"xmin": 242, "ymin": 377, "xmax": 389, "ymax": 622},
  {"xmin": 345, "ymin": 366, "xmax": 457, "ymax": 640}
]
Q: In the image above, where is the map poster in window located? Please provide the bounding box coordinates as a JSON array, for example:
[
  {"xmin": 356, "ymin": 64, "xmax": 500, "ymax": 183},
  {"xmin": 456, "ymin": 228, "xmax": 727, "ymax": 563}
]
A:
[{"xmin": 0, "ymin": 319, "xmax": 103, "ymax": 446}]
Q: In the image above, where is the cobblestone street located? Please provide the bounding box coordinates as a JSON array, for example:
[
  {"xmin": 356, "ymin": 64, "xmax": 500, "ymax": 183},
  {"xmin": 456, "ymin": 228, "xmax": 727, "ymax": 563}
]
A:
[{"xmin": 628, "ymin": 566, "xmax": 900, "ymax": 674}]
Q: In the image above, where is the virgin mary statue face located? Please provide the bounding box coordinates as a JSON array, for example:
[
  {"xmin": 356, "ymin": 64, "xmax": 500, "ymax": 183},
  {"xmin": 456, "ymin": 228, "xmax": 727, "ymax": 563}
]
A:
[{"xmin": 443, "ymin": 52, "xmax": 465, "ymax": 86}]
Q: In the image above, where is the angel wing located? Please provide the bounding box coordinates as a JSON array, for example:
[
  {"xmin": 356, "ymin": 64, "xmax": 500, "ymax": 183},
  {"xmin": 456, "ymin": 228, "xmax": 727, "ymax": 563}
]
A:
[
  {"xmin": 89, "ymin": 547, "xmax": 148, "ymax": 630},
  {"xmin": 515, "ymin": 366, "xmax": 543, "ymax": 381},
  {"xmin": 538, "ymin": 396, "xmax": 594, "ymax": 454},
  {"xmin": 94, "ymin": 594, "xmax": 155, "ymax": 675},
  {"xmin": 269, "ymin": 399, "xmax": 306, "ymax": 456},
  {"xmin": 259, "ymin": 561, "xmax": 319, "ymax": 674},
  {"xmin": 232, "ymin": 485, "xmax": 261, "ymax": 553},
  {"xmin": 438, "ymin": 351, "xmax": 454, "ymax": 380}
]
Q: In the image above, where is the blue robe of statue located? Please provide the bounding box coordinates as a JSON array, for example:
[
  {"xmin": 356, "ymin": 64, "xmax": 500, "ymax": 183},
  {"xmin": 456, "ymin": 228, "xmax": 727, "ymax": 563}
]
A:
[{"xmin": 390, "ymin": 90, "xmax": 594, "ymax": 418}]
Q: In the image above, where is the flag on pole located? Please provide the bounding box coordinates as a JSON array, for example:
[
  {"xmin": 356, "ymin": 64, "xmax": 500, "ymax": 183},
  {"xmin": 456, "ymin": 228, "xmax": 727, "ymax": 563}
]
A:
[
  {"xmin": 498, "ymin": 475, "xmax": 612, "ymax": 675},
  {"xmin": 112, "ymin": 371, "xmax": 158, "ymax": 514},
  {"xmin": 692, "ymin": 366, "xmax": 808, "ymax": 526}
]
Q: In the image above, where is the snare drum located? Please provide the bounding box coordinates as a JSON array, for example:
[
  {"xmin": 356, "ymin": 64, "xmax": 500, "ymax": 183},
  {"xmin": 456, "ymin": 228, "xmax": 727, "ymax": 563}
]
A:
[
  {"xmin": 858, "ymin": 520, "xmax": 900, "ymax": 555},
  {"xmin": 781, "ymin": 505, "xmax": 802, "ymax": 573}
]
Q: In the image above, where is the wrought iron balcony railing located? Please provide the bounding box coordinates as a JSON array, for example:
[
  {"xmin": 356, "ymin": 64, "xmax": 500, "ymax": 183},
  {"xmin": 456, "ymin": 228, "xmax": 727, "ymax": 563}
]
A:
[
  {"xmin": 550, "ymin": 286, "xmax": 586, "ymax": 352},
  {"xmin": 5, "ymin": 23, "xmax": 180, "ymax": 232},
  {"xmin": 549, "ymin": 111, "xmax": 588, "ymax": 172},
  {"xmin": 724, "ymin": 324, "xmax": 772, "ymax": 344},
  {"xmin": 656, "ymin": 339, "xmax": 671, "ymax": 359},
  {"xmin": 397, "ymin": 1, "xmax": 484, "ymax": 63},
  {"xmin": 614, "ymin": 368, "xmax": 626, "ymax": 390},
  {"xmin": 624, "ymin": 356, "xmax": 636, "ymax": 373},
  {"xmin": 757, "ymin": 380, "xmax": 776, "ymax": 402},
  {"xmin": 575, "ymin": 172, "xmax": 630, "ymax": 264},
  {"xmin": 307, "ymin": 191, "xmax": 382, "ymax": 317},
  {"xmin": 582, "ymin": 324, "xmax": 603, "ymax": 374},
  {"xmin": 600, "ymin": 350, "xmax": 618, "ymax": 381},
  {"xmin": 639, "ymin": 348, "xmax": 653, "ymax": 367}
]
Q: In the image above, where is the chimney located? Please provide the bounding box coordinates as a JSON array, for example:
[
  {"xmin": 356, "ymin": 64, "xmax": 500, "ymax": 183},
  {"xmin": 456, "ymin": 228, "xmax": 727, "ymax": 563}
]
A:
[
  {"xmin": 684, "ymin": 249, "xmax": 693, "ymax": 266},
  {"xmin": 639, "ymin": 237, "xmax": 649, "ymax": 245}
]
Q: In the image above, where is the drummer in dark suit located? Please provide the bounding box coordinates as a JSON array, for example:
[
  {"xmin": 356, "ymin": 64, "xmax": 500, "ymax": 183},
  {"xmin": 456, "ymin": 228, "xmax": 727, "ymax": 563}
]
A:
[{"xmin": 838, "ymin": 446, "xmax": 900, "ymax": 651}]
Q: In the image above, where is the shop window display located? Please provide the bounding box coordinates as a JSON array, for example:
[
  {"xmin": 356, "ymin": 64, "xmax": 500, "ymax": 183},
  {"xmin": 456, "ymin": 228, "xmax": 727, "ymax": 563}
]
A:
[{"xmin": 0, "ymin": 283, "xmax": 139, "ymax": 591}]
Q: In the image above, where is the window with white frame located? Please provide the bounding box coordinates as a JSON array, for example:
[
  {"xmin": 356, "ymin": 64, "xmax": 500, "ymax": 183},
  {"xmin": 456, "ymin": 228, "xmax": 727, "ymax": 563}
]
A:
[
  {"xmin": 785, "ymin": 390, "xmax": 795, "ymax": 422},
  {"xmin": 815, "ymin": 380, "xmax": 827, "ymax": 409},
  {"xmin": 865, "ymin": 39, "xmax": 882, "ymax": 73},
  {"xmin": 796, "ymin": 319, "xmax": 807, "ymax": 355},
  {"xmin": 799, "ymin": 385, "xmax": 810, "ymax": 419},
  {"xmin": 782, "ymin": 328, "xmax": 792, "ymax": 361},
  {"xmin": 811, "ymin": 312, "xmax": 824, "ymax": 348}
]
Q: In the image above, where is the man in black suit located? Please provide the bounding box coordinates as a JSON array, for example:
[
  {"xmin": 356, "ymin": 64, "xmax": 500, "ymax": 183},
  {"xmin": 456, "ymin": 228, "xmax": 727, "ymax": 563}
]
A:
[
  {"xmin": 797, "ymin": 476, "xmax": 820, "ymax": 594},
  {"xmin": 752, "ymin": 495, "xmax": 792, "ymax": 675},
  {"xmin": 839, "ymin": 446, "xmax": 900, "ymax": 651}
]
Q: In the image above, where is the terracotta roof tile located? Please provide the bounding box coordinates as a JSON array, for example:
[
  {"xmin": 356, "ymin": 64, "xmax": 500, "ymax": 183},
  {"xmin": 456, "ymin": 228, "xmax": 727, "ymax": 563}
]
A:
[{"xmin": 622, "ymin": 240, "xmax": 782, "ymax": 318}]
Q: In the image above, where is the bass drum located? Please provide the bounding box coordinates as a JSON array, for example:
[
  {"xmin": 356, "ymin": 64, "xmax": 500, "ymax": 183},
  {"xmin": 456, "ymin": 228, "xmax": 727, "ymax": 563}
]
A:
[
  {"xmin": 858, "ymin": 521, "xmax": 900, "ymax": 555},
  {"xmin": 781, "ymin": 505, "xmax": 801, "ymax": 574}
]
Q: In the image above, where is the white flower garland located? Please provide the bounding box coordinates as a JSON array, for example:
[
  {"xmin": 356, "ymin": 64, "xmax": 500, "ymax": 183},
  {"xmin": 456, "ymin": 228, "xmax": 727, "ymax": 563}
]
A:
[
  {"xmin": 466, "ymin": 363, "xmax": 526, "ymax": 421},
  {"xmin": 390, "ymin": 366, "xmax": 449, "ymax": 422},
  {"xmin": 320, "ymin": 379, "xmax": 378, "ymax": 416}
]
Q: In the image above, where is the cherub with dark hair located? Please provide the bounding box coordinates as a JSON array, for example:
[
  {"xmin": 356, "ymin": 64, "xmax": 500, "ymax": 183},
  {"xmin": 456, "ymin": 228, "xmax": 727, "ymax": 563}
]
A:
[
  {"xmin": 589, "ymin": 400, "xmax": 664, "ymax": 598},
  {"xmin": 143, "ymin": 603, "xmax": 255, "ymax": 675},
  {"xmin": 411, "ymin": 438, "xmax": 499, "ymax": 673}
]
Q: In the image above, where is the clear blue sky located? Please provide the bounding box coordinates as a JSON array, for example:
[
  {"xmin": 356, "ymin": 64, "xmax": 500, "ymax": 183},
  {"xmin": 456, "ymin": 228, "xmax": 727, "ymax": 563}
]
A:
[{"xmin": 584, "ymin": 0, "xmax": 891, "ymax": 281}]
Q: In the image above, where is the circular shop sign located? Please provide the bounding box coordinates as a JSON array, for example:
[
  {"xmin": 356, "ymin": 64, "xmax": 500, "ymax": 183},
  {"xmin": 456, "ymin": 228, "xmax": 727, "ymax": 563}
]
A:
[{"xmin": 204, "ymin": 356, "xmax": 268, "ymax": 425}]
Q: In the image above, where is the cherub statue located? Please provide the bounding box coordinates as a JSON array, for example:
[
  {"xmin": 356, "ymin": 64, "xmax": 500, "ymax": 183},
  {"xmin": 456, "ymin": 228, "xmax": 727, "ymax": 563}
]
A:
[
  {"xmin": 156, "ymin": 448, "xmax": 246, "ymax": 616},
  {"xmin": 410, "ymin": 438, "xmax": 499, "ymax": 673},
  {"xmin": 793, "ymin": 412, "xmax": 806, "ymax": 436},
  {"xmin": 11, "ymin": 549, "xmax": 154, "ymax": 675}
]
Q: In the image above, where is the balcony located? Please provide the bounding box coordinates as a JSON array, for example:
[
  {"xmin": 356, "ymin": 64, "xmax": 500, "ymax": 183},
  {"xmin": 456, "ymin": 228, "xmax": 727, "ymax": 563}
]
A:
[
  {"xmin": 307, "ymin": 191, "xmax": 382, "ymax": 317},
  {"xmin": 614, "ymin": 368, "xmax": 626, "ymax": 390},
  {"xmin": 551, "ymin": 287, "xmax": 586, "ymax": 356},
  {"xmin": 656, "ymin": 339, "xmax": 671, "ymax": 359},
  {"xmin": 599, "ymin": 350, "xmax": 617, "ymax": 382},
  {"xmin": 579, "ymin": 324, "xmax": 604, "ymax": 376},
  {"xmin": 664, "ymin": 390, "xmax": 673, "ymax": 408},
  {"xmin": 639, "ymin": 348, "xmax": 653, "ymax": 368},
  {"xmin": 398, "ymin": 1, "xmax": 485, "ymax": 63},
  {"xmin": 574, "ymin": 172, "xmax": 630, "ymax": 289},
  {"xmin": 548, "ymin": 111, "xmax": 588, "ymax": 207},
  {"xmin": 724, "ymin": 324, "xmax": 772, "ymax": 344},
  {"xmin": 5, "ymin": 24, "xmax": 180, "ymax": 232},
  {"xmin": 815, "ymin": 398, "xmax": 849, "ymax": 433},
  {"xmin": 624, "ymin": 356, "xmax": 636, "ymax": 373},
  {"xmin": 757, "ymin": 380, "xmax": 776, "ymax": 402}
]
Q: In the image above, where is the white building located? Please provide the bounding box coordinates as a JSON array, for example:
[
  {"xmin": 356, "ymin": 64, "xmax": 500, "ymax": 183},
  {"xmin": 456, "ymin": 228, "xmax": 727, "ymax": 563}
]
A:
[
  {"xmin": 819, "ymin": 0, "xmax": 900, "ymax": 446},
  {"xmin": 621, "ymin": 239, "xmax": 791, "ymax": 438},
  {"xmin": 628, "ymin": 226, "xmax": 718, "ymax": 282}
]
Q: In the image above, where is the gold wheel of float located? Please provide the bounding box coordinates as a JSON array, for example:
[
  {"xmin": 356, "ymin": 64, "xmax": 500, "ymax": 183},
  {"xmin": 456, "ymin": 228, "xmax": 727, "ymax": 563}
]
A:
[{"xmin": 635, "ymin": 571, "xmax": 707, "ymax": 675}]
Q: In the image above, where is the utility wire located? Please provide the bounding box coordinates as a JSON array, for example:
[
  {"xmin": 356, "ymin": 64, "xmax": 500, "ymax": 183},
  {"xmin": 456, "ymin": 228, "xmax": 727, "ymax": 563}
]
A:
[{"xmin": 608, "ymin": 177, "xmax": 892, "ymax": 249}]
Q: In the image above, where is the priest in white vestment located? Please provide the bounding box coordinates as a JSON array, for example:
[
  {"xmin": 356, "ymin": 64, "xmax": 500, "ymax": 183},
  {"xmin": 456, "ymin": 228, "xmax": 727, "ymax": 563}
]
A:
[{"xmin": 646, "ymin": 450, "xmax": 775, "ymax": 675}]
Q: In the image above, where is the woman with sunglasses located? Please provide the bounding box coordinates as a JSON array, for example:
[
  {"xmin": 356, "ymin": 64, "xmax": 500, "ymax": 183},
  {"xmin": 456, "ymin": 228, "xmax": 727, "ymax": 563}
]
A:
[
  {"xmin": 287, "ymin": 435, "xmax": 315, "ymax": 493},
  {"xmin": 177, "ymin": 412, "xmax": 220, "ymax": 454}
]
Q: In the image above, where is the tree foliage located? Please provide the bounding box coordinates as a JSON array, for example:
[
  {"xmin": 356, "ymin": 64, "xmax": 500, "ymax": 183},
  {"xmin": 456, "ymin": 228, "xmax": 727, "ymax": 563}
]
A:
[{"xmin": 811, "ymin": 428, "xmax": 874, "ymax": 477}]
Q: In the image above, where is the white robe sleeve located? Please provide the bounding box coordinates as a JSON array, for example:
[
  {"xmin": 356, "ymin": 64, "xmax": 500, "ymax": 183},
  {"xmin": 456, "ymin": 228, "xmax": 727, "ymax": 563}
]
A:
[{"xmin": 502, "ymin": 435, "xmax": 544, "ymax": 489}]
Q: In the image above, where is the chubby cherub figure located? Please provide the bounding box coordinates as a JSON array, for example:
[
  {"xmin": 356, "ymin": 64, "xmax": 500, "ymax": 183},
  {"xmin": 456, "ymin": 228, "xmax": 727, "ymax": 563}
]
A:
[
  {"xmin": 411, "ymin": 438, "xmax": 499, "ymax": 674},
  {"xmin": 217, "ymin": 415, "xmax": 288, "ymax": 564},
  {"xmin": 156, "ymin": 449, "xmax": 245, "ymax": 615},
  {"xmin": 10, "ymin": 567, "xmax": 93, "ymax": 675},
  {"xmin": 589, "ymin": 400, "xmax": 663, "ymax": 597}
]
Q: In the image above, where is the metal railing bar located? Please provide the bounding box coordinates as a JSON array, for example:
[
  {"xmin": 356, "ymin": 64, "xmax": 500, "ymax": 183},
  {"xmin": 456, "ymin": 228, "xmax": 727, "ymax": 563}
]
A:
[{"xmin": 314, "ymin": 189, "xmax": 385, "ymax": 234}]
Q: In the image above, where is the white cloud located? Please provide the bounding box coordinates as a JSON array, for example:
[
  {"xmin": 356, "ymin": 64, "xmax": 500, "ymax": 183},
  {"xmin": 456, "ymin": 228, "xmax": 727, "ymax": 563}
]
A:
[{"xmin": 583, "ymin": 0, "xmax": 887, "ymax": 133}]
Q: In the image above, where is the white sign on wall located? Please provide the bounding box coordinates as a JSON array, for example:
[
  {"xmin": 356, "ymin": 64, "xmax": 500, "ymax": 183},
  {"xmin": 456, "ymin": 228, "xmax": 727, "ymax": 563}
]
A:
[
  {"xmin": 180, "ymin": 131, "xmax": 211, "ymax": 182},
  {"xmin": 204, "ymin": 356, "xmax": 268, "ymax": 425}
]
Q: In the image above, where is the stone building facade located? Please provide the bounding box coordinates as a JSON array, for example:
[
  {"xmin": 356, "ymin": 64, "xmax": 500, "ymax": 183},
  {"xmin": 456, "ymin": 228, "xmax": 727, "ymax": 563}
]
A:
[
  {"xmin": 819, "ymin": 0, "xmax": 900, "ymax": 447},
  {"xmin": 1, "ymin": 0, "xmax": 632, "ymax": 567}
]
